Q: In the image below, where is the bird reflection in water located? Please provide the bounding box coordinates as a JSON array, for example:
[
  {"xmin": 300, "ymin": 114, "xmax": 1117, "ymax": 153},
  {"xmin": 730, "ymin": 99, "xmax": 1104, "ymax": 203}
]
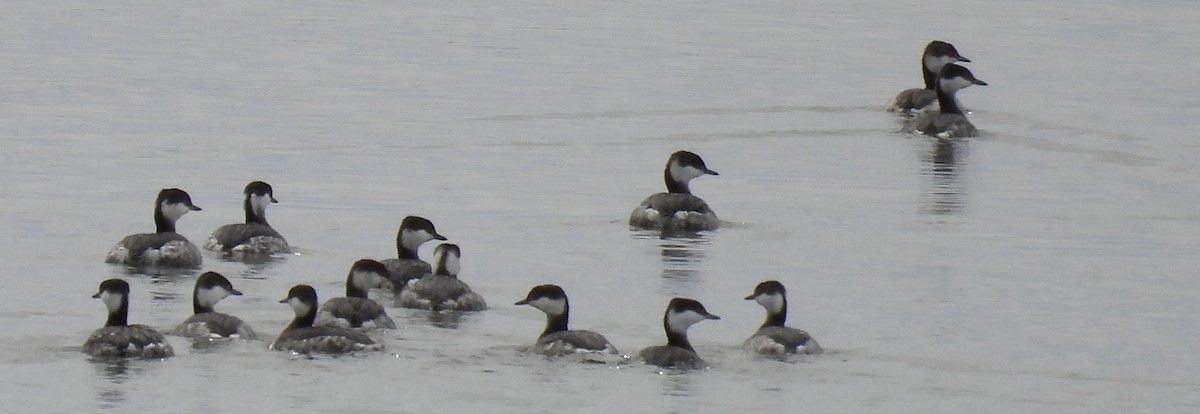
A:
[
  {"xmin": 660, "ymin": 372, "xmax": 697, "ymax": 405},
  {"xmin": 630, "ymin": 230, "xmax": 711, "ymax": 295},
  {"xmin": 395, "ymin": 307, "xmax": 469, "ymax": 329},
  {"xmin": 221, "ymin": 252, "xmax": 279, "ymax": 266},
  {"xmin": 658, "ymin": 234, "xmax": 709, "ymax": 295},
  {"xmin": 119, "ymin": 265, "xmax": 197, "ymax": 279},
  {"xmin": 424, "ymin": 311, "xmax": 466, "ymax": 329},
  {"xmin": 92, "ymin": 359, "xmax": 134, "ymax": 409},
  {"xmin": 919, "ymin": 137, "xmax": 968, "ymax": 215},
  {"xmin": 218, "ymin": 249, "xmax": 296, "ymax": 266}
]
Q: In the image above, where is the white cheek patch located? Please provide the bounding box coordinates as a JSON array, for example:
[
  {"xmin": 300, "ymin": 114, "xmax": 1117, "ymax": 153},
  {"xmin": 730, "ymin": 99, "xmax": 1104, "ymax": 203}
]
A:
[
  {"xmin": 441, "ymin": 253, "xmax": 461, "ymax": 276},
  {"xmin": 353, "ymin": 270, "xmax": 385, "ymax": 289},
  {"xmin": 160, "ymin": 202, "xmax": 194, "ymax": 222},
  {"xmin": 196, "ymin": 286, "xmax": 231, "ymax": 308},
  {"xmin": 940, "ymin": 76, "xmax": 976, "ymax": 93},
  {"xmin": 100, "ymin": 291, "xmax": 124, "ymax": 313},
  {"xmin": 925, "ymin": 55, "xmax": 957, "ymax": 72},
  {"xmin": 288, "ymin": 297, "xmax": 311, "ymax": 315},
  {"xmin": 249, "ymin": 193, "xmax": 273, "ymax": 216},
  {"xmin": 530, "ymin": 297, "xmax": 566, "ymax": 316},
  {"xmin": 666, "ymin": 309, "xmax": 708, "ymax": 331},
  {"xmin": 669, "ymin": 162, "xmax": 707, "ymax": 182},
  {"xmin": 755, "ymin": 293, "xmax": 785, "ymax": 314},
  {"xmin": 400, "ymin": 229, "xmax": 436, "ymax": 250}
]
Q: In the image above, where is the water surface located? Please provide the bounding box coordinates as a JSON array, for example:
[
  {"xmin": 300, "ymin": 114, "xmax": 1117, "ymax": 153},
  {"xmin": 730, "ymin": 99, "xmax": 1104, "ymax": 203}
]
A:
[{"xmin": 1, "ymin": 1, "xmax": 1198, "ymax": 412}]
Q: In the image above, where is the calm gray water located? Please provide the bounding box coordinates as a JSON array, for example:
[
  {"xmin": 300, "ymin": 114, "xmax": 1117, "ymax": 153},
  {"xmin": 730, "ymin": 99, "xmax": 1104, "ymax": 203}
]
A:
[{"xmin": 2, "ymin": 1, "xmax": 1198, "ymax": 412}]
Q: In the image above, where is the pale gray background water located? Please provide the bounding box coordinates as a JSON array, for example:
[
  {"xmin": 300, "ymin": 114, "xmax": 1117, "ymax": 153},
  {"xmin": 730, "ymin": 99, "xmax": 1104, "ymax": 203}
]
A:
[{"xmin": 2, "ymin": 1, "xmax": 1198, "ymax": 412}]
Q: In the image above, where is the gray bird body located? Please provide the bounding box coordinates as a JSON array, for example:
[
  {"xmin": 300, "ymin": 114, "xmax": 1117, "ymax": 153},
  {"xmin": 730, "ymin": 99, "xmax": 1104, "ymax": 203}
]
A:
[{"xmin": 629, "ymin": 151, "xmax": 720, "ymax": 232}]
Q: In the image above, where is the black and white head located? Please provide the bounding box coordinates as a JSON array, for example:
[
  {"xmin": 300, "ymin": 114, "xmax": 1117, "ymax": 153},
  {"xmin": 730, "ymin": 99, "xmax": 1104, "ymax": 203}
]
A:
[
  {"xmin": 244, "ymin": 181, "xmax": 277, "ymax": 217},
  {"xmin": 515, "ymin": 284, "xmax": 568, "ymax": 316},
  {"xmin": 666, "ymin": 151, "xmax": 719, "ymax": 189},
  {"xmin": 398, "ymin": 216, "xmax": 447, "ymax": 250},
  {"xmin": 280, "ymin": 284, "xmax": 319, "ymax": 317},
  {"xmin": 664, "ymin": 298, "xmax": 720, "ymax": 333},
  {"xmin": 92, "ymin": 279, "xmax": 131, "ymax": 318},
  {"xmin": 937, "ymin": 64, "xmax": 988, "ymax": 94},
  {"xmin": 923, "ymin": 41, "xmax": 970, "ymax": 73},
  {"xmin": 745, "ymin": 280, "xmax": 787, "ymax": 314},
  {"xmin": 194, "ymin": 271, "xmax": 242, "ymax": 311},
  {"xmin": 348, "ymin": 259, "xmax": 389, "ymax": 291},
  {"xmin": 156, "ymin": 188, "xmax": 202, "ymax": 223},
  {"xmin": 431, "ymin": 243, "xmax": 461, "ymax": 276}
]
